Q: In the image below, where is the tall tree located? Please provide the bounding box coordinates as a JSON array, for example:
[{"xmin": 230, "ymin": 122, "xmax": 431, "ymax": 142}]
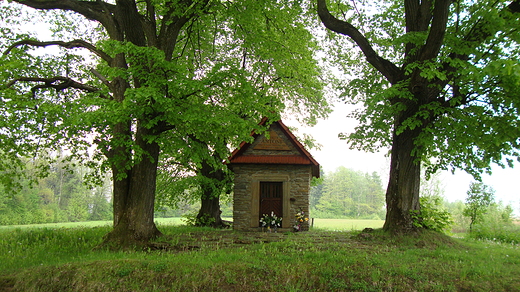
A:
[
  {"xmin": 314, "ymin": 167, "xmax": 385, "ymax": 218},
  {"xmin": 463, "ymin": 181, "xmax": 495, "ymax": 232},
  {"xmin": 0, "ymin": 0, "xmax": 328, "ymax": 246},
  {"xmin": 318, "ymin": 0, "xmax": 520, "ymax": 232}
]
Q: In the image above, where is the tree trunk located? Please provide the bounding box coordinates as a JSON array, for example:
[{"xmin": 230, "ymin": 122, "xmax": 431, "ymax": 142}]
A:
[
  {"xmin": 383, "ymin": 119, "xmax": 422, "ymax": 233},
  {"xmin": 195, "ymin": 160, "xmax": 228, "ymax": 228},
  {"xmin": 196, "ymin": 193, "xmax": 225, "ymax": 228},
  {"xmin": 103, "ymin": 124, "xmax": 162, "ymax": 247}
]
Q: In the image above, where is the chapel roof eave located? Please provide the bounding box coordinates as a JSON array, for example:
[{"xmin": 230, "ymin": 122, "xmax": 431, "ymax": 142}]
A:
[{"xmin": 228, "ymin": 119, "xmax": 320, "ymax": 178}]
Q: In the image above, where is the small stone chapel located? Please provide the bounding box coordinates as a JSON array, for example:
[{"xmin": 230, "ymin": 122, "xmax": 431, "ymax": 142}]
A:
[{"xmin": 228, "ymin": 118, "xmax": 320, "ymax": 232}]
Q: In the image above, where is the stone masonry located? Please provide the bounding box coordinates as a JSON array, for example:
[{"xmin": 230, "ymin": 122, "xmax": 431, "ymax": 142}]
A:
[
  {"xmin": 229, "ymin": 120, "xmax": 318, "ymax": 232},
  {"xmin": 232, "ymin": 164, "xmax": 311, "ymax": 231}
]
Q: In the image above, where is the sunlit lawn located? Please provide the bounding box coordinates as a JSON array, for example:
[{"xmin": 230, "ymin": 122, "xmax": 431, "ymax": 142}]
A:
[{"xmin": 311, "ymin": 218, "xmax": 384, "ymax": 230}]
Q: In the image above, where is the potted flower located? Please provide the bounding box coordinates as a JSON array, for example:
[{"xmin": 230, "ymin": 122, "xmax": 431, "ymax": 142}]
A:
[
  {"xmin": 260, "ymin": 211, "xmax": 282, "ymax": 232},
  {"xmin": 293, "ymin": 209, "xmax": 309, "ymax": 232}
]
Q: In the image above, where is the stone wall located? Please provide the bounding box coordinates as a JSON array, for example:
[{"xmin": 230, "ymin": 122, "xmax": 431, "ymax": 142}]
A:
[{"xmin": 232, "ymin": 164, "xmax": 311, "ymax": 232}]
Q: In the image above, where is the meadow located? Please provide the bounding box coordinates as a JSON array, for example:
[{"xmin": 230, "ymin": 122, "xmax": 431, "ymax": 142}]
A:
[
  {"xmin": 0, "ymin": 217, "xmax": 385, "ymax": 231},
  {"xmin": 1, "ymin": 219, "xmax": 519, "ymax": 291}
]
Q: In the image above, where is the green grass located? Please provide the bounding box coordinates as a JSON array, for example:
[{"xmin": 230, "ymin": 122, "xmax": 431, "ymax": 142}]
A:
[
  {"xmin": 0, "ymin": 217, "xmax": 382, "ymax": 231},
  {"xmin": 0, "ymin": 220, "xmax": 113, "ymax": 230},
  {"xmin": 1, "ymin": 224, "xmax": 519, "ymax": 291},
  {"xmin": 311, "ymin": 218, "xmax": 384, "ymax": 230},
  {"xmin": 0, "ymin": 217, "xmax": 185, "ymax": 230}
]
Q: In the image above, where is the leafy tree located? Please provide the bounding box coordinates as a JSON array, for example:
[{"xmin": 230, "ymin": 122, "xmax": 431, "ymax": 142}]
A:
[
  {"xmin": 88, "ymin": 175, "xmax": 112, "ymax": 221},
  {"xmin": 309, "ymin": 170, "xmax": 326, "ymax": 209},
  {"xmin": 463, "ymin": 181, "xmax": 495, "ymax": 232},
  {"xmin": 313, "ymin": 167, "xmax": 385, "ymax": 218},
  {"xmin": 1, "ymin": 1, "xmax": 328, "ymax": 245},
  {"xmin": 468, "ymin": 201, "xmax": 518, "ymax": 243},
  {"xmin": 443, "ymin": 200, "xmax": 469, "ymax": 233},
  {"xmin": 0, "ymin": 153, "xmax": 112, "ymax": 225},
  {"xmin": 318, "ymin": 0, "xmax": 520, "ymax": 232}
]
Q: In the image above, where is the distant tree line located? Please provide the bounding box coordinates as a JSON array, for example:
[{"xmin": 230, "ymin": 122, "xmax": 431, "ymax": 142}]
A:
[
  {"xmin": 0, "ymin": 154, "xmax": 112, "ymax": 225},
  {"xmin": 310, "ymin": 167, "xmax": 386, "ymax": 219}
]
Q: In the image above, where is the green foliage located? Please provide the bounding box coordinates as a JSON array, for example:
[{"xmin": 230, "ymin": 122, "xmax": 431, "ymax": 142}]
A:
[
  {"xmin": 0, "ymin": 154, "xmax": 112, "ymax": 225},
  {"xmin": 181, "ymin": 212, "xmax": 216, "ymax": 227},
  {"xmin": 325, "ymin": 0, "xmax": 520, "ymax": 177},
  {"xmin": 411, "ymin": 196, "xmax": 453, "ymax": 233},
  {"xmin": 0, "ymin": 0, "xmax": 331, "ymax": 236},
  {"xmin": 311, "ymin": 167, "xmax": 385, "ymax": 219},
  {"xmin": 443, "ymin": 200, "xmax": 471, "ymax": 233},
  {"xmin": 463, "ymin": 182, "xmax": 495, "ymax": 231},
  {"xmin": 321, "ymin": 0, "xmax": 520, "ymax": 232},
  {"xmin": 468, "ymin": 202, "xmax": 519, "ymax": 244}
]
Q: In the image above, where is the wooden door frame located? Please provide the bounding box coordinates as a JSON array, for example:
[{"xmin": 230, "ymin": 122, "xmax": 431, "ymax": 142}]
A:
[{"xmin": 250, "ymin": 174, "xmax": 290, "ymax": 228}]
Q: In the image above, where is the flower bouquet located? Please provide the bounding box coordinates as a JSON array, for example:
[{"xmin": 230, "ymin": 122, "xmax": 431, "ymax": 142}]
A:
[
  {"xmin": 293, "ymin": 209, "xmax": 309, "ymax": 232},
  {"xmin": 260, "ymin": 211, "xmax": 282, "ymax": 232}
]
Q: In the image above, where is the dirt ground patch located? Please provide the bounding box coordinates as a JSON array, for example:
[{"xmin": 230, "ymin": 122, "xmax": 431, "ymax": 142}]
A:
[{"xmin": 149, "ymin": 229, "xmax": 374, "ymax": 252}]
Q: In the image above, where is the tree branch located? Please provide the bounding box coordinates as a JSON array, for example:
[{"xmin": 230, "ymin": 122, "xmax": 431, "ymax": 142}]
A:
[
  {"xmin": 7, "ymin": 76, "xmax": 106, "ymax": 98},
  {"xmin": 464, "ymin": 0, "xmax": 520, "ymax": 44},
  {"xmin": 13, "ymin": 0, "xmax": 120, "ymax": 40},
  {"xmin": 89, "ymin": 68, "xmax": 110, "ymax": 87},
  {"xmin": 14, "ymin": 0, "xmax": 113, "ymax": 22},
  {"xmin": 317, "ymin": 0, "xmax": 401, "ymax": 84},
  {"xmin": 4, "ymin": 39, "xmax": 113, "ymax": 63},
  {"xmin": 418, "ymin": 0, "xmax": 451, "ymax": 61},
  {"xmin": 115, "ymin": 0, "xmax": 147, "ymax": 46},
  {"xmin": 159, "ymin": 15, "xmax": 190, "ymax": 61},
  {"xmin": 435, "ymin": 0, "xmax": 520, "ymax": 105}
]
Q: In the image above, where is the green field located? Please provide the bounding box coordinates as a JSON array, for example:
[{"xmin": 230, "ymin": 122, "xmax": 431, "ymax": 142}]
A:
[
  {"xmin": 0, "ymin": 218, "xmax": 384, "ymax": 231},
  {"xmin": 311, "ymin": 218, "xmax": 384, "ymax": 230}
]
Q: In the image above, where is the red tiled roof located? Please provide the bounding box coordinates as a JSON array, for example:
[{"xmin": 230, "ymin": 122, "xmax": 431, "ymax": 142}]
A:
[
  {"xmin": 229, "ymin": 155, "xmax": 313, "ymax": 165},
  {"xmin": 228, "ymin": 119, "xmax": 320, "ymax": 177}
]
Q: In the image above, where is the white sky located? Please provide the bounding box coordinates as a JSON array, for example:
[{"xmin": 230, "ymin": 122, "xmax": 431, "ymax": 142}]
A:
[{"xmin": 285, "ymin": 102, "xmax": 520, "ymax": 213}]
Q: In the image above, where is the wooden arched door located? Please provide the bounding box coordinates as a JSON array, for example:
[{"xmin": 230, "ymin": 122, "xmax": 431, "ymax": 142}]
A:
[{"xmin": 259, "ymin": 181, "xmax": 283, "ymax": 224}]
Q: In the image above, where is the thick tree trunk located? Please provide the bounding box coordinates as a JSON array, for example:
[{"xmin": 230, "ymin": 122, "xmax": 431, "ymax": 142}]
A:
[
  {"xmin": 383, "ymin": 121, "xmax": 422, "ymax": 233},
  {"xmin": 195, "ymin": 160, "xmax": 228, "ymax": 228},
  {"xmin": 103, "ymin": 124, "xmax": 162, "ymax": 247},
  {"xmin": 196, "ymin": 193, "xmax": 225, "ymax": 228}
]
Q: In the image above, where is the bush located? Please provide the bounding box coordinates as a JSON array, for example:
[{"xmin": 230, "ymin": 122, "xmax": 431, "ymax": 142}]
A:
[
  {"xmin": 411, "ymin": 196, "xmax": 453, "ymax": 233},
  {"xmin": 468, "ymin": 203, "xmax": 519, "ymax": 244}
]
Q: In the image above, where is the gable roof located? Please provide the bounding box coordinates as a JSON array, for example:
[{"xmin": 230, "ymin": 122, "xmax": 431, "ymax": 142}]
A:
[{"xmin": 228, "ymin": 118, "xmax": 320, "ymax": 178}]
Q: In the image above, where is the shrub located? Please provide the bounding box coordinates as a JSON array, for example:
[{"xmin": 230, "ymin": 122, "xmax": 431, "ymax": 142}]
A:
[
  {"xmin": 411, "ymin": 196, "xmax": 453, "ymax": 233},
  {"xmin": 468, "ymin": 203, "xmax": 519, "ymax": 244}
]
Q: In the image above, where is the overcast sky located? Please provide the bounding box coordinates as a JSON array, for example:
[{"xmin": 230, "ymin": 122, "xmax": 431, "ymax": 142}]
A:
[{"xmin": 285, "ymin": 102, "xmax": 520, "ymax": 213}]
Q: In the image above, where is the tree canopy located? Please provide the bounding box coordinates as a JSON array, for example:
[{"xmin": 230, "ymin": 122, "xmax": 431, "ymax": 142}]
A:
[
  {"xmin": 463, "ymin": 181, "xmax": 495, "ymax": 232},
  {"xmin": 318, "ymin": 0, "xmax": 520, "ymax": 232},
  {"xmin": 0, "ymin": 152, "xmax": 112, "ymax": 225},
  {"xmin": 311, "ymin": 167, "xmax": 385, "ymax": 219},
  {"xmin": 0, "ymin": 0, "xmax": 330, "ymax": 245}
]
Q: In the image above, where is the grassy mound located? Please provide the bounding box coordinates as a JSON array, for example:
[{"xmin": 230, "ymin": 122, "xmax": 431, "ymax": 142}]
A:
[{"xmin": 1, "ymin": 226, "xmax": 519, "ymax": 291}]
